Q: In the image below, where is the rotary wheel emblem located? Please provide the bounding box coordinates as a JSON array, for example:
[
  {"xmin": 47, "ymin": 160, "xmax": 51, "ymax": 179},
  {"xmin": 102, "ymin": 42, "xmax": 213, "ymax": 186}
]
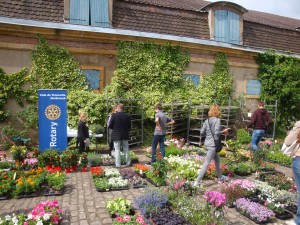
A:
[{"xmin": 45, "ymin": 105, "xmax": 61, "ymax": 120}]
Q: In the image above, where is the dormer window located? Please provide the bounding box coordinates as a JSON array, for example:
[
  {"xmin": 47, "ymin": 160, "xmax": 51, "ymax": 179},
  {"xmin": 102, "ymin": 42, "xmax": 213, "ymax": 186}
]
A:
[
  {"xmin": 214, "ymin": 10, "xmax": 240, "ymax": 44},
  {"xmin": 69, "ymin": 0, "xmax": 111, "ymax": 27},
  {"xmin": 202, "ymin": 2, "xmax": 247, "ymax": 45}
]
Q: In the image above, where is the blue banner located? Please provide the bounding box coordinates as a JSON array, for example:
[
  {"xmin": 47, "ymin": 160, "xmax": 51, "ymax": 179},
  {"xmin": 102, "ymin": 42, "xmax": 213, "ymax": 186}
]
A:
[{"xmin": 38, "ymin": 89, "xmax": 67, "ymax": 152}]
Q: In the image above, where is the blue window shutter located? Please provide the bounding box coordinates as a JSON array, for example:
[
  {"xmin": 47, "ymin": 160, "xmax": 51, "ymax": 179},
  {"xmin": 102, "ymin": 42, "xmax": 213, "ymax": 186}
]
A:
[
  {"xmin": 91, "ymin": 0, "xmax": 110, "ymax": 27},
  {"xmin": 70, "ymin": 0, "xmax": 89, "ymax": 25},
  {"xmin": 246, "ymin": 80, "xmax": 261, "ymax": 95},
  {"xmin": 228, "ymin": 11, "xmax": 240, "ymax": 44},
  {"xmin": 214, "ymin": 10, "xmax": 228, "ymax": 42}
]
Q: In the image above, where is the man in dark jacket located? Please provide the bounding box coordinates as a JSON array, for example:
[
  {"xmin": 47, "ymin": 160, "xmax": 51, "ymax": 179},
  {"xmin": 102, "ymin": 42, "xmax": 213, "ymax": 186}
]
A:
[
  {"xmin": 108, "ymin": 103, "xmax": 131, "ymax": 167},
  {"xmin": 246, "ymin": 102, "xmax": 273, "ymax": 151}
]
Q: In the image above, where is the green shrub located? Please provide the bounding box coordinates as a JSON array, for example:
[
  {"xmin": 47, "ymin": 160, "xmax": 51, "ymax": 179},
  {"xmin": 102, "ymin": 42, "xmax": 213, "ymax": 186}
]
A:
[{"xmin": 237, "ymin": 129, "xmax": 251, "ymax": 144}]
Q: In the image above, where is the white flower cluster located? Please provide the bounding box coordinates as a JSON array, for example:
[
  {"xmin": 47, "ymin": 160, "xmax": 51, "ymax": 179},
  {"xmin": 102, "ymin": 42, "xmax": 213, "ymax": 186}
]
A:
[
  {"xmin": 108, "ymin": 177, "xmax": 128, "ymax": 188},
  {"xmin": 104, "ymin": 168, "xmax": 121, "ymax": 177}
]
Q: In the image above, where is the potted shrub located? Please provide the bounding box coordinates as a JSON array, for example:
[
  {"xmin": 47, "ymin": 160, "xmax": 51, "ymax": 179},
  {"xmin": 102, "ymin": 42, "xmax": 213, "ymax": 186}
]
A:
[
  {"xmin": 10, "ymin": 145, "xmax": 28, "ymax": 164},
  {"xmin": 80, "ymin": 152, "xmax": 88, "ymax": 172},
  {"xmin": 220, "ymin": 182, "xmax": 244, "ymax": 207},
  {"xmin": 90, "ymin": 166, "xmax": 104, "ymax": 178},
  {"xmin": 233, "ymin": 162, "xmax": 252, "ymax": 176},
  {"xmin": 87, "ymin": 152, "xmax": 102, "ymax": 167},
  {"xmin": 146, "ymin": 152, "xmax": 168, "ymax": 186}
]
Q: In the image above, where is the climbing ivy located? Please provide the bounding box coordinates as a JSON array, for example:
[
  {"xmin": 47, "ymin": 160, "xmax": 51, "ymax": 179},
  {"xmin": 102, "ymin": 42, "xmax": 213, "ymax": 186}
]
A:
[
  {"xmin": 103, "ymin": 41, "xmax": 192, "ymax": 118},
  {"xmin": 0, "ymin": 67, "xmax": 32, "ymax": 122},
  {"xmin": 30, "ymin": 36, "xmax": 88, "ymax": 95},
  {"xmin": 199, "ymin": 52, "xmax": 233, "ymax": 105},
  {"xmin": 257, "ymin": 51, "xmax": 300, "ymax": 127}
]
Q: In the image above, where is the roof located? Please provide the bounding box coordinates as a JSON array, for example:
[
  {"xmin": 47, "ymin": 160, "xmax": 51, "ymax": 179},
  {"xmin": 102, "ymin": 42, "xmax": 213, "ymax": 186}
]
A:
[{"xmin": 0, "ymin": 0, "xmax": 299, "ymax": 53}]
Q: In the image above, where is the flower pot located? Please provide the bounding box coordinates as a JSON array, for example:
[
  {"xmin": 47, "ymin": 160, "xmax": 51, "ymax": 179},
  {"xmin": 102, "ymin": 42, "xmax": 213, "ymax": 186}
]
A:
[
  {"xmin": 275, "ymin": 210, "xmax": 293, "ymax": 220},
  {"xmin": 82, "ymin": 167, "xmax": 87, "ymax": 172},
  {"xmin": 46, "ymin": 164, "xmax": 52, "ymax": 170},
  {"xmin": 65, "ymin": 168, "xmax": 71, "ymax": 173},
  {"xmin": 71, "ymin": 165, "xmax": 77, "ymax": 171}
]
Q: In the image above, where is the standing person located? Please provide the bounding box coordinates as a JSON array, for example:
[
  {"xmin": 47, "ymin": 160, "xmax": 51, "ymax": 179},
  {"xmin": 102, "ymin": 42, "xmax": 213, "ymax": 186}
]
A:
[
  {"xmin": 77, "ymin": 112, "xmax": 90, "ymax": 153},
  {"xmin": 246, "ymin": 101, "xmax": 273, "ymax": 151},
  {"xmin": 108, "ymin": 104, "xmax": 131, "ymax": 168},
  {"xmin": 284, "ymin": 121, "xmax": 300, "ymax": 225},
  {"xmin": 193, "ymin": 104, "xmax": 229, "ymax": 187},
  {"xmin": 107, "ymin": 105, "xmax": 117, "ymax": 156},
  {"xmin": 151, "ymin": 103, "xmax": 175, "ymax": 164}
]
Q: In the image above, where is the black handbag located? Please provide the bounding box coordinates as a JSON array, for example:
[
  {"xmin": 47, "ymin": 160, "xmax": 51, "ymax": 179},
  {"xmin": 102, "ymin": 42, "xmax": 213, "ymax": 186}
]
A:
[{"xmin": 207, "ymin": 118, "xmax": 223, "ymax": 152}]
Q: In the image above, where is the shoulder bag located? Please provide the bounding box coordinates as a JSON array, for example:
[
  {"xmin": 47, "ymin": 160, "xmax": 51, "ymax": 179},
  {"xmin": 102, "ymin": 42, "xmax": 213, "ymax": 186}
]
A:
[
  {"xmin": 207, "ymin": 118, "xmax": 223, "ymax": 152},
  {"xmin": 281, "ymin": 140, "xmax": 299, "ymax": 156}
]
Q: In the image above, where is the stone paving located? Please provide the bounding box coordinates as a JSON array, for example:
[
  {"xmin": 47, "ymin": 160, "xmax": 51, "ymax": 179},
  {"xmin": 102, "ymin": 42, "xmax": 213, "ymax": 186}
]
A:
[{"xmin": 0, "ymin": 149, "xmax": 296, "ymax": 225}]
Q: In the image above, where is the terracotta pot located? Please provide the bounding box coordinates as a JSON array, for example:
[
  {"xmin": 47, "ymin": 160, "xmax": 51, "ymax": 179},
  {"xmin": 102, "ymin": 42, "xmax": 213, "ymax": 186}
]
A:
[
  {"xmin": 71, "ymin": 165, "xmax": 77, "ymax": 171},
  {"xmin": 65, "ymin": 168, "xmax": 71, "ymax": 173},
  {"xmin": 82, "ymin": 167, "xmax": 87, "ymax": 172}
]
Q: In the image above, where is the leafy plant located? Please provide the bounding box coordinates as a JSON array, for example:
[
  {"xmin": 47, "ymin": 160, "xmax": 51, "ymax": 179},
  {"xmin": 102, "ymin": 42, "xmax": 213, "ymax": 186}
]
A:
[
  {"xmin": 237, "ymin": 129, "xmax": 251, "ymax": 144},
  {"xmin": 106, "ymin": 197, "xmax": 132, "ymax": 216},
  {"xmin": 94, "ymin": 177, "xmax": 111, "ymax": 190},
  {"xmin": 46, "ymin": 172, "xmax": 66, "ymax": 191},
  {"xmin": 87, "ymin": 152, "xmax": 102, "ymax": 167}
]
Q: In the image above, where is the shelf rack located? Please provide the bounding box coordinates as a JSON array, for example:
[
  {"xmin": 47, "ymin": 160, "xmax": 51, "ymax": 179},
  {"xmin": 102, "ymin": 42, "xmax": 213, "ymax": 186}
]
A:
[
  {"xmin": 241, "ymin": 99, "xmax": 278, "ymax": 140},
  {"xmin": 106, "ymin": 97, "xmax": 144, "ymax": 146}
]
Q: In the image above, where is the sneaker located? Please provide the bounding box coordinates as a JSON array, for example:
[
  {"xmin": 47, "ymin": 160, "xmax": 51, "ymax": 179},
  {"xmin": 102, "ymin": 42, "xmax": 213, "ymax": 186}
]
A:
[
  {"xmin": 193, "ymin": 181, "xmax": 202, "ymax": 187},
  {"xmin": 218, "ymin": 176, "xmax": 230, "ymax": 184}
]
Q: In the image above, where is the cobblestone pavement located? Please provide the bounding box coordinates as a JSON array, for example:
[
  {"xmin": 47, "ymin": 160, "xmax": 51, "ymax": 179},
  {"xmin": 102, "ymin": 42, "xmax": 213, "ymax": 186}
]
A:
[{"xmin": 0, "ymin": 149, "xmax": 296, "ymax": 225}]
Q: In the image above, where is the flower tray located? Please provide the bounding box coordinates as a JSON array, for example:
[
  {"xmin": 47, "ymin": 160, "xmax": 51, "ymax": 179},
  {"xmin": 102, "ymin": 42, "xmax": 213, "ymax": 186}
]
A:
[
  {"xmin": 236, "ymin": 207, "xmax": 276, "ymax": 224},
  {"xmin": 96, "ymin": 187, "xmax": 110, "ymax": 192},
  {"xmin": 275, "ymin": 210, "xmax": 293, "ymax": 220},
  {"xmin": 111, "ymin": 186, "xmax": 130, "ymax": 191},
  {"xmin": 0, "ymin": 195, "xmax": 9, "ymax": 200},
  {"xmin": 146, "ymin": 178, "xmax": 167, "ymax": 187},
  {"xmin": 132, "ymin": 183, "xmax": 147, "ymax": 189},
  {"xmin": 16, "ymin": 191, "xmax": 40, "ymax": 199},
  {"xmin": 43, "ymin": 187, "xmax": 64, "ymax": 196},
  {"xmin": 137, "ymin": 173, "xmax": 146, "ymax": 178},
  {"xmin": 234, "ymin": 171, "xmax": 252, "ymax": 176}
]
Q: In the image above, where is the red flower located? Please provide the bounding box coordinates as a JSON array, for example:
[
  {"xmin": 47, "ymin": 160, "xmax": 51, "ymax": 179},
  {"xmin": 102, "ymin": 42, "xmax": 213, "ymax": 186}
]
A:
[{"xmin": 155, "ymin": 170, "xmax": 159, "ymax": 175}]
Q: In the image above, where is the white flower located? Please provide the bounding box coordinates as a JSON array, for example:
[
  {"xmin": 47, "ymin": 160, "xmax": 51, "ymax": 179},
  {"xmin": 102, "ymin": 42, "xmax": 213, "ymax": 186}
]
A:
[
  {"xmin": 5, "ymin": 215, "xmax": 11, "ymax": 221},
  {"xmin": 36, "ymin": 220, "xmax": 43, "ymax": 225},
  {"xmin": 43, "ymin": 213, "xmax": 51, "ymax": 221},
  {"xmin": 27, "ymin": 214, "xmax": 33, "ymax": 220},
  {"xmin": 12, "ymin": 215, "xmax": 18, "ymax": 224}
]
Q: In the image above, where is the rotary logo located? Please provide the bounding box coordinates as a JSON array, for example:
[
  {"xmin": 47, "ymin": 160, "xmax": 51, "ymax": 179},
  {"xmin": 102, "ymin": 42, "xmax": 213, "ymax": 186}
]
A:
[{"xmin": 45, "ymin": 104, "xmax": 61, "ymax": 120}]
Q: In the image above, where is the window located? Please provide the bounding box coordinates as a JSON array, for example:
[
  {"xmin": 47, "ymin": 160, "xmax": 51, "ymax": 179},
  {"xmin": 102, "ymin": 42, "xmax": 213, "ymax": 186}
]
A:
[
  {"xmin": 70, "ymin": 0, "xmax": 110, "ymax": 27},
  {"xmin": 82, "ymin": 66, "xmax": 104, "ymax": 93},
  {"xmin": 183, "ymin": 74, "xmax": 200, "ymax": 86},
  {"xmin": 246, "ymin": 79, "xmax": 261, "ymax": 97},
  {"xmin": 214, "ymin": 10, "xmax": 240, "ymax": 44}
]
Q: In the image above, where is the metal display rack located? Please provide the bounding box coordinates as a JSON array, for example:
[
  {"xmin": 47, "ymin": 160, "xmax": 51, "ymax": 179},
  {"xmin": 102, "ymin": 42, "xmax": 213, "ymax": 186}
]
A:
[
  {"xmin": 106, "ymin": 98, "xmax": 144, "ymax": 146},
  {"xmin": 161, "ymin": 100, "xmax": 190, "ymax": 139},
  {"xmin": 241, "ymin": 100, "xmax": 278, "ymax": 140},
  {"xmin": 188, "ymin": 99, "xmax": 241, "ymax": 146}
]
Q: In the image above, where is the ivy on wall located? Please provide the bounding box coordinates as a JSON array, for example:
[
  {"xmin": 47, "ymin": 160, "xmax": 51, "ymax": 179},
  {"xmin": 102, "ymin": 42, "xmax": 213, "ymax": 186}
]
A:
[
  {"xmin": 257, "ymin": 51, "xmax": 300, "ymax": 127},
  {"xmin": 199, "ymin": 52, "xmax": 233, "ymax": 105},
  {"xmin": 0, "ymin": 67, "xmax": 32, "ymax": 122},
  {"xmin": 30, "ymin": 36, "xmax": 88, "ymax": 95},
  {"xmin": 103, "ymin": 41, "xmax": 193, "ymax": 118}
]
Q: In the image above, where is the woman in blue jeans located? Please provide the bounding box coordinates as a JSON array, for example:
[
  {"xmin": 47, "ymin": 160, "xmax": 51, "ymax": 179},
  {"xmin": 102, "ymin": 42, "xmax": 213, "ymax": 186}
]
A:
[
  {"xmin": 193, "ymin": 104, "xmax": 229, "ymax": 187},
  {"xmin": 284, "ymin": 121, "xmax": 300, "ymax": 225}
]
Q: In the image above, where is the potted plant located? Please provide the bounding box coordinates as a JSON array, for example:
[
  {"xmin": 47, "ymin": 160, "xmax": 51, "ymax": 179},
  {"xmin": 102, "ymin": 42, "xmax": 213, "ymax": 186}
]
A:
[
  {"xmin": 106, "ymin": 197, "xmax": 132, "ymax": 216},
  {"xmin": 10, "ymin": 145, "xmax": 28, "ymax": 164},
  {"xmin": 87, "ymin": 152, "xmax": 102, "ymax": 167},
  {"xmin": 220, "ymin": 182, "xmax": 244, "ymax": 207},
  {"xmin": 112, "ymin": 214, "xmax": 147, "ymax": 225},
  {"xmin": 134, "ymin": 164, "xmax": 149, "ymax": 178},
  {"xmin": 90, "ymin": 166, "xmax": 105, "ymax": 178},
  {"xmin": 80, "ymin": 152, "xmax": 88, "ymax": 172},
  {"xmin": 104, "ymin": 168, "xmax": 121, "ymax": 178},
  {"xmin": 134, "ymin": 188, "xmax": 168, "ymax": 216},
  {"xmin": 119, "ymin": 168, "xmax": 136, "ymax": 179},
  {"xmin": 235, "ymin": 198, "xmax": 275, "ymax": 223},
  {"xmin": 46, "ymin": 172, "xmax": 66, "ymax": 193},
  {"xmin": 146, "ymin": 152, "xmax": 168, "ymax": 186},
  {"xmin": 41, "ymin": 149, "xmax": 61, "ymax": 169},
  {"xmin": 0, "ymin": 172, "xmax": 14, "ymax": 199},
  {"xmin": 108, "ymin": 177, "xmax": 129, "ymax": 190},
  {"xmin": 94, "ymin": 177, "xmax": 111, "ymax": 192},
  {"xmin": 233, "ymin": 162, "xmax": 252, "ymax": 176}
]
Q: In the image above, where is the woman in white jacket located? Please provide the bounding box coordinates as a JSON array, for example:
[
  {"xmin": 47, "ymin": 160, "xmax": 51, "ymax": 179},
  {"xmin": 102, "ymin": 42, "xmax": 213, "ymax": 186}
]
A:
[{"xmin": 284, "ymin": 121, "xmax": 300, "ymax": 225}]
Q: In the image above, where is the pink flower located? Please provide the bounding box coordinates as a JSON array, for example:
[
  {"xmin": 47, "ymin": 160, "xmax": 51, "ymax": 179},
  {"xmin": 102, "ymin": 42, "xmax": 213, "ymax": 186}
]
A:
[
  {"xmin": 123, "ymin": 214, "xmax": 131, "ymax": 222},
  {"xmin": 115, "ymin": 216, "xmax": 123, "ymax": 222}
]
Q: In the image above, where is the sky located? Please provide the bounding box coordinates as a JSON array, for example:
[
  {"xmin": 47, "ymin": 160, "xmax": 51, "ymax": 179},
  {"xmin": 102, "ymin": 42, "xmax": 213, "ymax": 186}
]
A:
[{"xmin": 208, "ymin": 0, "xmax": 300, "ymax": 20}]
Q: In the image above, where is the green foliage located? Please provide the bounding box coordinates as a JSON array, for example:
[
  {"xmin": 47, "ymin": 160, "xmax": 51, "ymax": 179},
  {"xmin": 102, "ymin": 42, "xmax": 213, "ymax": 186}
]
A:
[
  {"xmin": 237, "ymin": 129, "xmax": 251, "ymax": 144},
  {"xmin": 103, "ymin": 41, "xmax": 192, "ymax": 118},
  {"xmin": 30, "ymin": 36, "xmax": 88, "ymax": 94},
  {"xmin": 0, "ymin": 67, "xmax": 32, "ymax": 121},
  {"xmin": 67, "ymin": 90, "xmax": 106, "ymax": 128},
  {"xmin": 199, "ymin": 52, "xmax": 233, "ymax": 105},
  {"xmin": 257, "ymin": 51, "xmax": 300, "ymax": 127}
]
